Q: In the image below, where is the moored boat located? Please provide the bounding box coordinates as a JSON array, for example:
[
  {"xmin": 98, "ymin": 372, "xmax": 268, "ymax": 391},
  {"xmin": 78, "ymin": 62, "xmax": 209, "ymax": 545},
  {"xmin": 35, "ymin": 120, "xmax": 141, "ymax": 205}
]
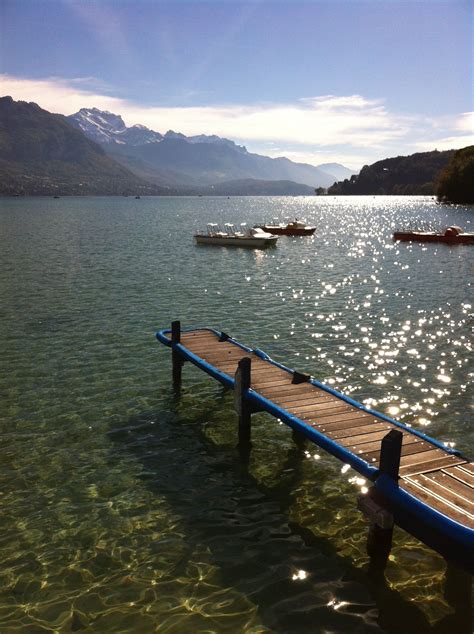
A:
[
  {"xmin": 256, "ymin": 218, "xmax": 315, "ymax": 235},
  {"xmin": 393, "ymin": 226, "xmax": 474, "ymax": 244},
  {"xmin": 195, "ymin": 223, "xmax": 278, "ymax": 248}
]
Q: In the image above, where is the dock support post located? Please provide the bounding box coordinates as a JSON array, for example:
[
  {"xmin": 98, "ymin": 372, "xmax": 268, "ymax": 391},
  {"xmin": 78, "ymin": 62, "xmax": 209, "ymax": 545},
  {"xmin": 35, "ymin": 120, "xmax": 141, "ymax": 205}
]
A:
[
  {"xmin": 379, "ymin": 429, "xmax": 403, "ymax": 481},
  {"xmin": 171, "ymin": 320, "xmax": 183, "ymax": 389},
  {"xmin": 362, "ymin": 429, "xmax": 402, "ymax": 572},
  {"xmin": 292, "ymin": 429, "xmax": 306, "ymax": 448},
  {"xmin": 235, "ymin": 357, "xmax": 252, "ymax": 449},
  {"xmin": 443, "ymin": 560, "xmax": 472, "ymax": 630}
]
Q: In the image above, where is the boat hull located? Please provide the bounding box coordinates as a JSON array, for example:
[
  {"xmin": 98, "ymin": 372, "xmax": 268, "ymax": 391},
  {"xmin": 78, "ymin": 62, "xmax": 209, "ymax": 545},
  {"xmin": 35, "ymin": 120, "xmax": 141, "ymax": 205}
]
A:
[
  {"xmin": 394, "ymin": 232, "xmax": 474, "ymax": 244},
  {"xmin": 259, "ymin": 225, "xmax": 315, "ymax": 236},
  {"xmin": 195, "ymin": 235, "xmax": 278, "ymax": 248}
]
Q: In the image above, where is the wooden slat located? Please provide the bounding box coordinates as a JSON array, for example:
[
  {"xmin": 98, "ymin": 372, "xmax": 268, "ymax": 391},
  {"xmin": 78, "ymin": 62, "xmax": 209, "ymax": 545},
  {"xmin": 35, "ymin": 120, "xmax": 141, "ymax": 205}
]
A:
[
  {"xmin": 201, "ymin": 351, "xmax": 249, "ymax": 361},
  {"xmin": 313, "ymin": 416, "xmax": 385, "ymax": 433},
  {"xmin": 215, "ymin": 362, "xmax": 281, "ymax": 375},
  {"xmin": 418, "ymin": 473, "xmax": 474, "ymax": 515},
  {"xmin": 185, "ymin": 337, "xmax": 233, "ymax": 347},
  {"xmin": 252, "ymin": 376, "xmax": 293, "ymax": 388},
  {"xmin": 212, "ymin": 360, "xmax": 241, "ymax": 369},
  {"xmin": 272, "ymin": 394, "xmax": 333, "ymax": 410},
  {"xmin": 325, "ymin": 422, "xmax": 392, "ymax": 441},
  {"xmin": 257, "ymin": 384, "xmax": 317, "ymax": 398},
  {"xmin": 306, "ymin": 411, "xmax": 372, "ymax": 425},
  {"xmin": 361, "ymin": 439, "xmax": 433, "ymax": 462},
  {"xmin": 355, "ymin": 435, "xmax": 421, "ymax": 455},
  {"xmin": 250, "ymin": 364, "xmax": 283, "ymax": 373},
  {"xmin": 187, "ymin": 344, "xmax": 238, "ymax": 354},
  {"xmin": 402, "ymin": 478, "xmax": 474, "ymax": 528},
  {"xmin": 400, "ymin": 456, "xmax": 467, "ymax": 477},
  {"xmin": 324, "ymin": 424, "xmax": 390, "ymax": 442},
  {"xmin": 425, "ymin": 470, "xmax": 474, "ymax": 500},
  {"xmin": 181, "ymin": 332, "xmax": 217, "ymax": 342},
  {"xmin": 441, "ymin": 465, "xmax": 474, "ymax": 488},
  {"xmin": 399, "ymin": 448, "xmax": 445, "ymax": 468},
  {"xmin": 340, "ymin": 429, "xmax": 398, "ymax": 448},
  {"xmin": 460, "ymin": 463, "xmax": 474, "ymax": 474},
  {"xmin": 288, "ymin": 400, "xmax": 352, "ymax": 415},
  {"xmin": 195, "ymin": 356, "xmax": 242, "ymax": 366}
]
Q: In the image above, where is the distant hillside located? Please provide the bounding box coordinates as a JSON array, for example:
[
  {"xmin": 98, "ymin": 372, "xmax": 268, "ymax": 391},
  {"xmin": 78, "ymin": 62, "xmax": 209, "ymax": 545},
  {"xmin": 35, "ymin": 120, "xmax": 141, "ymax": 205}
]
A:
[
  {"xmin": 0, "ymin": 97, "xmax": 168, "ymax": 195},
  {"xmin": 436, "ymin": 145, "xmax": 474, "ymax": 204},
  {"xmin": 69, "ymin": 107, "xmax": 348, "ymax": 188},
  {"xmin": 202, "ymin": 179, "xmax": 315, "ymax": 196},
  {"xmin": 328, "ymin": 150, "xmax": 456, "ymax": 195},
  {"xmin": 316, "ymin": 162, "xmax": 356, "ymax": 181}
]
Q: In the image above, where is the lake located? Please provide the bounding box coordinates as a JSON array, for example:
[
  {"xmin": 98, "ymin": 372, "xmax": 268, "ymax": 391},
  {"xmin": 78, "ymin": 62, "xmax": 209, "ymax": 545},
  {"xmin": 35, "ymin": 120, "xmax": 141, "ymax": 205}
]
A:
[{"xmin": 0, "ymin": 195, "xmax": 472, "ymax": 632}]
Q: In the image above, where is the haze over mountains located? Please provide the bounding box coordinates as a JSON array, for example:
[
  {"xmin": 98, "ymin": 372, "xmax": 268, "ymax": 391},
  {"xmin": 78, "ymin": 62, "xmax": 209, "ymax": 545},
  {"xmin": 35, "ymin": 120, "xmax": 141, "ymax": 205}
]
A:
[{"xmin": 68, "ymin": 107, "xmax": 354, "ymax": 188}]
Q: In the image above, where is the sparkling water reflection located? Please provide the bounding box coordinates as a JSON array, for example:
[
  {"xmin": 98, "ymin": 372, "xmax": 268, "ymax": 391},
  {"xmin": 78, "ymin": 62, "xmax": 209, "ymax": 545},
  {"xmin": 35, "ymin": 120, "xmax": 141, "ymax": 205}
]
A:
[{"xmin": 0, "ymin": 196, "xmax": 472, "ymax": 632}]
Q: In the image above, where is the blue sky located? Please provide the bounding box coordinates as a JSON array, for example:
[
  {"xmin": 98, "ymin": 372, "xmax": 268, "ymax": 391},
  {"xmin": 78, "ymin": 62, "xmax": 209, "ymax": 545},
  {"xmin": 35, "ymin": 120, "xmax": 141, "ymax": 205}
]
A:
[{"xmin": 1, "ymin": 0, "xmax": 472, "ymax": 169}]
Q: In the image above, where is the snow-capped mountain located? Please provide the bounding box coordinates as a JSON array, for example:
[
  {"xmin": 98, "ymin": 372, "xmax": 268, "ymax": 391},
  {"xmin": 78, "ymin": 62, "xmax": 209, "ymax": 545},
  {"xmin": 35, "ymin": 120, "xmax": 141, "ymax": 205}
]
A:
[
  {"xmin": 68, "ymin": 107, "xmax": 355, "ymax": 188},
  {"xmin": 69, "ymin": 108, "xmax": 245, "ymax": 151},
  {"xmin": 164, "ymin": 130, "xmax": 246, "ymax": 152},
  {"xmin": 69, "ymin": 108, "xmax": 164, "ymax": 145}
]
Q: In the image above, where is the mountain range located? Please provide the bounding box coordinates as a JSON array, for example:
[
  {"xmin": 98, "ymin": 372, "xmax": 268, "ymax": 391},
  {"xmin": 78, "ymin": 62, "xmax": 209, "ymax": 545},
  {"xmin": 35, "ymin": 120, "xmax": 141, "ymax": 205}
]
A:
[
  {"xmin": 2, "ymin": 96, "xmax": 463, "ymax": 199},
  {"xmin": 68, "ymin": 107, "xmax": 354, "ymax": 188},
  {"xmin": 0, "ymin": 96, "xmax": 166, "ymax": 195}
]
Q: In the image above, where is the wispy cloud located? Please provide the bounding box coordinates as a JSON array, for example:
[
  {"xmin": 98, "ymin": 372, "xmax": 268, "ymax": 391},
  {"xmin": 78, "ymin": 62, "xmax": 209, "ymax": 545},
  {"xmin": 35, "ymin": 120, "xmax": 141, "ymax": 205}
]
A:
[
  {"xmin": 1, "ymin": 74, "xmax": 472, "ymax": 170},
  {"xmin": 62, "ymin": 0, "xmax": 134, "ymax": 62}
]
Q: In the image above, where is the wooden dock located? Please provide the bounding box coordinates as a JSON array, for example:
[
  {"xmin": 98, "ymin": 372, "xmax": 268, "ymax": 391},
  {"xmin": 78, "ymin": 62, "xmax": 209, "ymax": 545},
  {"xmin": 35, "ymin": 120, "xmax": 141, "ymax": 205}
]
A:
[{"xmin": 156, "ymin": 324, "xmax": 474, "ymax": 573}]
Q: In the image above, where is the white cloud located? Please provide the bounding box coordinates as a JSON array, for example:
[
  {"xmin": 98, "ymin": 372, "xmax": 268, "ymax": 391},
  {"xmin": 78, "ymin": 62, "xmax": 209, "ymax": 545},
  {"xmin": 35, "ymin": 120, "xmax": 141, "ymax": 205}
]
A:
[
  {"xmin": 412, "ymin": 134, "xmax": 474, "ymax": 153},
  {"xmin": 1, "ymin": 73, "xmax": 472, "ymax": 169},
  {"xmin": 0, "ymin": 74, "xmax": 126, "ymax": 116}
]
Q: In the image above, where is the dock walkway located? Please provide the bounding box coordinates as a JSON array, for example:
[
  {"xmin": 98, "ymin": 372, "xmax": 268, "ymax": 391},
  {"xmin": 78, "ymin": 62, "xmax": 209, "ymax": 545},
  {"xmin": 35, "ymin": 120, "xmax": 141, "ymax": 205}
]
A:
[{"xmin": 156, "ymin": 326, "xmax": 473, "ymax": 572}]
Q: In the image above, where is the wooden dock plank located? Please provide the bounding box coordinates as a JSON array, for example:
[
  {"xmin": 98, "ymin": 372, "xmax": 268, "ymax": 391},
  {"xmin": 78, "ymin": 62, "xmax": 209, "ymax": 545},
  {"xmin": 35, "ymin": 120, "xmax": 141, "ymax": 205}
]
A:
[
  {"xmin": 340, "ymin": 429, "xmax": 401, "ymax": 448},
  {"xmin": 354, "ymin": 435, "xmax": 421, "ymax": 455},
  {"xmin": 400, "ymin": 455, "xmax": 467, "ymax": 477},
  {"xmin": 181, "ymin": 332, "xmax": 217, "ymax": 342},
  {"xmin": 402, "ymin": 478, "xmax": 474, "ymax": 528},
  {"xmin": 399, "ymin": 448, "xmax": 446, "ymax": 467},
  {"xmin": 308, "ymin": 411, "xmax": 373, "ymax": 425},
  {"xmin": 271, "ymin": 393, "xmax": 335, "ymax": 406},
  {"xmin": 360, "ymin": 439, "xmax": 434, "ymax": 463},
  {"xmin": 288, "ymin": 402, "xmax": 354, "ymax": 416},
  {"xmin": 325, "ymin": 422, "xmax": 393, "ymax": 441},
  {"xmin": 200, "ymin": 351, "xmax": 250, "ymax": 362},
  {"xmin": 441, "ymin": 465, "xmax": 474, "ymax": 488},
  {"xmin": 313, "ymin": 417, "xmax": 387, "ymax": 433},
  {"xmin": 185, "ymin": 339, "xmax": 237, "ymax": 349},
  {"xmin": 257, "ymin": 384, "xmax": 319, "ymax": 398},
  {"xmin": 252, "ymin": 376, "xmax": 294, "ymax": 388},
  {"xmin": 417, "ymin": 473, "xmax": 474, "ymax": 515}
]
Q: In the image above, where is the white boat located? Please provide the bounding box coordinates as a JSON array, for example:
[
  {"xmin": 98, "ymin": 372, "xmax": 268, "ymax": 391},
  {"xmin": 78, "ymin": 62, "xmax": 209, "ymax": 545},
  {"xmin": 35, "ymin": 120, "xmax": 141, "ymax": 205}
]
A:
[{"xmin": 195, "ymin": 223, "xmax": 278, "ymax": 248}]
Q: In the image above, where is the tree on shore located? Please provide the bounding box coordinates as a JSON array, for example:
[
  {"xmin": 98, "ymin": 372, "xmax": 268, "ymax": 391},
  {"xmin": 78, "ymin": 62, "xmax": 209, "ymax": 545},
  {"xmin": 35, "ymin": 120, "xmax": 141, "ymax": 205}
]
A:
[{"xmin": 436, "ymin": 145, "xmax": 474, "ymax": 204}]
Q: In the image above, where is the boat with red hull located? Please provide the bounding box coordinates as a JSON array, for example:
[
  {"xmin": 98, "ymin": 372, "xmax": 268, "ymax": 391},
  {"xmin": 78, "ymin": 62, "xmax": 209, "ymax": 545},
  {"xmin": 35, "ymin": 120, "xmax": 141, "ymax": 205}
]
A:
[
  {"xmin": 394, "ymin": 226, "xmax": 474, "ymax": 245},
  {"xmin": 256, "ymin": 219, "xmax": 316, "ymax": 236}
]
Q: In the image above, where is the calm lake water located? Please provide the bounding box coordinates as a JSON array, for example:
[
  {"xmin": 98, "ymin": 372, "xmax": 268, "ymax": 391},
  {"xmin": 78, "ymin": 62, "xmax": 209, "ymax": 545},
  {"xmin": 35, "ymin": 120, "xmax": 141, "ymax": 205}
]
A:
[{"xmin": 0, "ymin": 195, "xmax": 472, "ymax": 633}]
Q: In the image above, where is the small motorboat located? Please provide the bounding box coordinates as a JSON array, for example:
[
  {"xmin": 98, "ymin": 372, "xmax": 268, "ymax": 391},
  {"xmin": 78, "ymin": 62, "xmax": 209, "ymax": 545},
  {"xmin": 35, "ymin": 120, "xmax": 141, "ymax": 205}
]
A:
[
  {"xmin": 195, "ymin": 223, "xmax": 278, "ymax": 248},
  {"xmin": 393, "ymin": 226, "xmax": 474, "ymax": 244},
  {"xmin": 256, "ymin": 218, "xmax": 315, "ymax": 236}
]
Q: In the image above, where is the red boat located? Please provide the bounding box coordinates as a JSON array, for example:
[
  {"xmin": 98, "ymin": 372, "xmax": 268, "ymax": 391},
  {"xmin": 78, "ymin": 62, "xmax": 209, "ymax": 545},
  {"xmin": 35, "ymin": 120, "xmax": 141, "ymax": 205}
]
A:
[
  {"xmin": 393, "ymin": 226, "xmax": 474, "ymax": 244},
  {"xmin": 257, "ymin": 219, "xmax": 316, "ymax": 236}
]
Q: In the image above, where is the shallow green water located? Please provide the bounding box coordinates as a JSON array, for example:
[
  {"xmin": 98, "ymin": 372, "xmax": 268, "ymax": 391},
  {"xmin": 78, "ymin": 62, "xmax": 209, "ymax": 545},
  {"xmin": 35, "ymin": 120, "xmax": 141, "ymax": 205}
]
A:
[{"xmin": 0, "ymin": 195, "xmax": 472, "ymax": 632}]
